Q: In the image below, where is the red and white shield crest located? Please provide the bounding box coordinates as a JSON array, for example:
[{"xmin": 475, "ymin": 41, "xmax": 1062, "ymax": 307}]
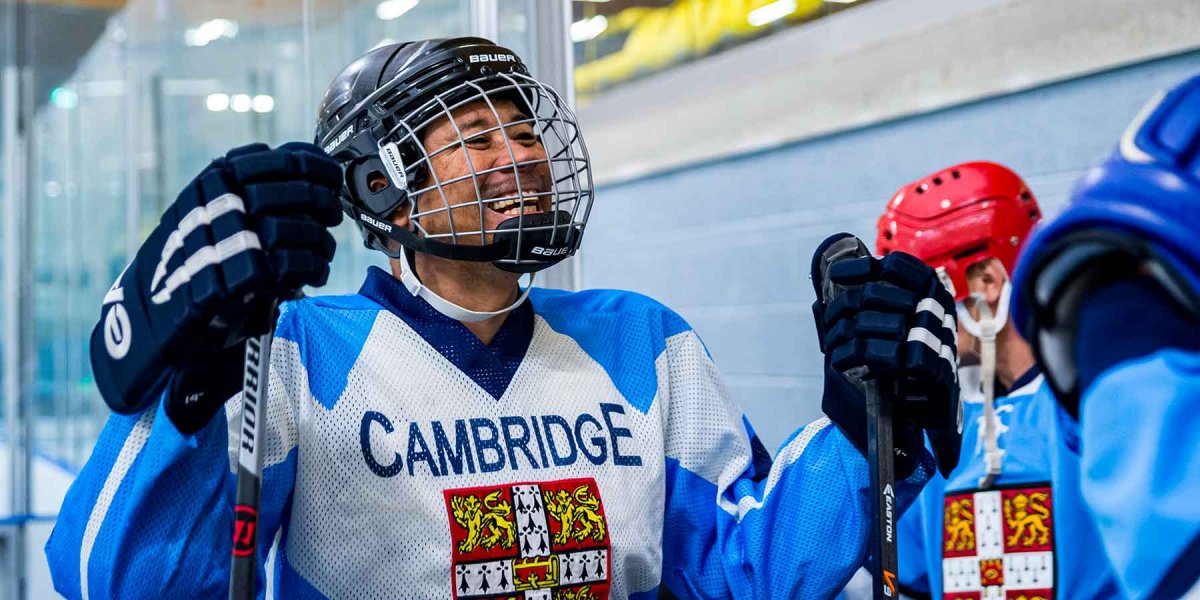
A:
[
  {"xmin": 942, "ymin": 483, "xmax": 1056, "ymax": 600},
  {"xmin": 444, "ymin": 477, "xmax": 612, "ymax": 600}
]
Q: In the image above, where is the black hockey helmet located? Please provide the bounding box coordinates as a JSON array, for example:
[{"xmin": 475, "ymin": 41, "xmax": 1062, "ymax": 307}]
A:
[{"xmin": 315, "ymin": 37, "xmax": 593, "ymax": 273}]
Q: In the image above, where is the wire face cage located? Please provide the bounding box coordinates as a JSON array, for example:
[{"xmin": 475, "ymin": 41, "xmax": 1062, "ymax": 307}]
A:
[{"xmin": 375, "ymin": 69, "xmax": 593, "ymax": 272}]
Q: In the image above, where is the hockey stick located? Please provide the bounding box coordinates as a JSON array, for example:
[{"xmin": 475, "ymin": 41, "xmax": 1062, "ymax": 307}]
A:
[
  {"xmin": 230, "ymin": 300, "xmax": 278, "ymax": 600},
  {"xmin": 866, "ymin": 380, "xmax": 898, "ymax": 600},
  {"xmin": 813, "ymin": 234, "xmax": 898, "ymax": 600}
]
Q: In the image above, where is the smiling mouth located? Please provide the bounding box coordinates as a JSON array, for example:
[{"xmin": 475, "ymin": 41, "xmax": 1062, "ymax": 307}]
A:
[{"xmin": 486, "ymin": 195, "xmax": 544, "ymax": 216}]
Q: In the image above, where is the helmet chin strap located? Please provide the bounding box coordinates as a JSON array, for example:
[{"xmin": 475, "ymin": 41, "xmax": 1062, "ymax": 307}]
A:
[
  {"xmin": 398, "ymin": 248, "xmax": 534, "ymax": 323},
  {"xmin": 957, "ymin": 279, "xmax": 1012, "ymax": 489}
]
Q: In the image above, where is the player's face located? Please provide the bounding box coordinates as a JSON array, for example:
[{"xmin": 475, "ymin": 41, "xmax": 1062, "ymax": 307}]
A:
[
  {"xmin": 958, "ymin": 258, "xmax": 1009, "ymax": 360},
  {"xmin": 964, "ymin": 259, "xmax": 1007, "ymax": 314},
  {"xmin": 407, "ymin": 98, "xmax": 552, "ymax": 245}
]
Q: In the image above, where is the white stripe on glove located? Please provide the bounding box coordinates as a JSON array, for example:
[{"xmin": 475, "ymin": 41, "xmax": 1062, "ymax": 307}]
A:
[{"xmin": 150, "ymin": 193, "xmax": 248, "ymax": 294}]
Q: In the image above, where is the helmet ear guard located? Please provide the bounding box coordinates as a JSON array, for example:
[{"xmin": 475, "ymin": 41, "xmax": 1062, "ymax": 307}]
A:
[
  {"xmin": 344, "ymin": 132, "xmax": 431, "ymax": 211},
  {"xmin": 347, "ymin": 155, "xmax": 407, "ymax": 216}
]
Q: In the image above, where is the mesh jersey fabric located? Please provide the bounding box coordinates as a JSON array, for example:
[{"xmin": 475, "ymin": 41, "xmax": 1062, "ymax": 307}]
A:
[
  {"xmin": 48, "ymin": 265, "xmax": 933, "ymax": 599},
  {"xmin": 896, "ymin": 373, "xmax": 1123, "ymax": 599}
]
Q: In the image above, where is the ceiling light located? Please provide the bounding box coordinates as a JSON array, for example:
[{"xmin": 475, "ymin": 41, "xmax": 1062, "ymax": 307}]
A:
[
  {"xmin": 252, "ymin": 94, "xmax": 275, "ymax": 113},
  {"xmin": 231, "ymin": 94, "xmax": 252, "ymax": 113},
  {"xmin": 206, "ymin": 93, "xmax": 230, "ymax": 112},
  {"xmin": 50, "ymin": 87, "xmax": 78, "ymax": 110},
  {"xmin": 186, "ymin": 18, "xmax": 238, "ymax": 47},
  {"xmin": 570, "ymin": 15, "xmax": 608, "ymax": 43},
  {"xmin": 376, "ymin": 0, "xmax": 419, "ymax": 21},
  {"xmin": 748, "ymin": 0, "xmax": 795, "ymax": 26}
]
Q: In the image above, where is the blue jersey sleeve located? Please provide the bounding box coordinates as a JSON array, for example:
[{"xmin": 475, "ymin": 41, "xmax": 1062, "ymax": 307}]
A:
[
  {"xmin": 45, "ymin": 331, "xmax": 304, "ymax": 599},
  {"xmin": 659, "ymin": 329, "xmax": 933, "ymax": 599},
  {"xmin": 1078, "ymin": 348, "xmax": 1200, "ymax": 600},
  {"xmin": 896, "ymin": 481, "xmax": 933, "ymax": 598}
]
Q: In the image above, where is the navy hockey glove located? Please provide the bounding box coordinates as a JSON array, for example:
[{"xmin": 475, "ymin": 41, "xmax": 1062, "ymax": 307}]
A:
[
  {"xmin": 91, "ymin": 142, "xmax": 342, "ymax": 432},
  {"xmin": 811, "ymin": 233, "xmax": 962, "ymax": 478}
]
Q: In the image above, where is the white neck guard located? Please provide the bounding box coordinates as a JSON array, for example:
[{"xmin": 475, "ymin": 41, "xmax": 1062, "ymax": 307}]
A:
[{"xmin": 397, "ymin": 250, "xmax": 534, "ymax": 323}]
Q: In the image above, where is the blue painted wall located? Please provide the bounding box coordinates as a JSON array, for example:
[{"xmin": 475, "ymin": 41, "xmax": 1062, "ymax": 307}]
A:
[{"xmin": 579, "ymin": 50, "xmax": 1200, "ymax": 452}]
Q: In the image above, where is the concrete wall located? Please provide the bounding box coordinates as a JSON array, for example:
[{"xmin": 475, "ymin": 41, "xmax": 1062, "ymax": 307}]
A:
[
  {"xmin": 579, "ymin": 0, "xmax": 1200, "ymax": 184},
  {"xmin": 578, "ymin": 50, "xmax": 1200, "ymax": 451}
]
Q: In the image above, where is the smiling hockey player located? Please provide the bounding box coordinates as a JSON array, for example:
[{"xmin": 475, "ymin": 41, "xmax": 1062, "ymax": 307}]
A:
[
  {"xmin": 1013, "ymin": 75, "xmax": 1200, "ymax": 600},
  {"xmin": 47, "ymin": 37, "xmax": 959, "ymax": 599},
  {"xmin": 875, "ymin": 162, "xmax": 1121, "ymax": 599}
]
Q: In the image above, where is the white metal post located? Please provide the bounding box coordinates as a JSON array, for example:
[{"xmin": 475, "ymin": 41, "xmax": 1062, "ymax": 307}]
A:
[
  {"xmin": 3, "ymin": 0, "xmax": 35, "ymax": 597},
  {"xmin": 471, "ymin": 0, "xmax": 500, "ymax": 43},
  {"xmin": 0, "ymin": 58, "xmax": 20, "ymax": 600}
]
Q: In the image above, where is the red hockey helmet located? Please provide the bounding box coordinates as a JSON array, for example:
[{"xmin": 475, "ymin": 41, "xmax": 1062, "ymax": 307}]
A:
[{"xmin": 876, "ymin": 161, "xmax": 1041, "ymax": 302}]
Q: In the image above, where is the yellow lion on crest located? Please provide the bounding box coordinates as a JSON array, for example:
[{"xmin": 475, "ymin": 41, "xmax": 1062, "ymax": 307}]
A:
[
  {"xmin": 1004, "ymin": 491, "xmax": 1051, "ymax": 547},
  {"xmin": 943, "ymin": 497, "xmax": 975, "ymax": 552},
  {"xmin": 544, "ymin": 484, "xmax": 607, "ymax": 545},
  {"xmin": 451, "ymin": 490, "xmax": 516, "ymax": 554}
]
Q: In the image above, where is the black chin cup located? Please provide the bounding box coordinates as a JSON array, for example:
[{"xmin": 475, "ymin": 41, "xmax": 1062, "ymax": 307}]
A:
[
  {"xmin": 1022, "ymin": 229, "xmax": 1200, "ymax": 412},
  {"xmin": 492, "ymin": 210, "xmax": 580, "ymax": 273},
  {"xmin": 347, "ymin": 204, "xmax": 578, "ymax": 272}
]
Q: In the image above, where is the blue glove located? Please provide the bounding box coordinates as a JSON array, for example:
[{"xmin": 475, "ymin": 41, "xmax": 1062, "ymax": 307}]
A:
[
  {"xmin": 811, "ymin": 233, "xmax": 962, "ymax": 478},
  {"xmin": 90, "ymin": 142, "xmax": 342, "ymax": 432}
]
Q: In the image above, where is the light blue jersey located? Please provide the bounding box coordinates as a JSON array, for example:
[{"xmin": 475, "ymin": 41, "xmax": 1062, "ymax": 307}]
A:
[
  {"xmin": 47, "ymin": 266, "xmax": 932, "ymax": 599},
  {"xmin": 896, "ymin": 371, "xmax": 1122, "ymax": 599},
  {"xmin": 1075, "ymin": 349, "xmax": 1200, "ymax": 600}
]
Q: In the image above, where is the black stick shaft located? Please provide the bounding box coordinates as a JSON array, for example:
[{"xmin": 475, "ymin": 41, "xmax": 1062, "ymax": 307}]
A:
[
  {"xmin": 230, "ymin": 302, "xmax": 277, "ymax": 600},
  {"xmin": 866, "ymin": 380, "xmax": 898, "ymax": 599}
]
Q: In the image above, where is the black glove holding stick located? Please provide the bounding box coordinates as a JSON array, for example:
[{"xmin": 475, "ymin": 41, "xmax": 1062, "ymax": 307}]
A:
[
  {"xmin": 812, "ymin": 233, "xmax": 963, "ymax": 479},
  {"xmin": 812, "ymin": 232, "xmax": 962, "ymax": 599}
]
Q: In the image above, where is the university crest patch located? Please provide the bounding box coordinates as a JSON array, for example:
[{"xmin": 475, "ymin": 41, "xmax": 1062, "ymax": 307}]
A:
[
  {"xmin": 942, "ymin": 483, "xmax": 1055, "ymax": 599},
  {"xmin": 444, "ymin": 478, "xmax": 611, "ymax": 600}
]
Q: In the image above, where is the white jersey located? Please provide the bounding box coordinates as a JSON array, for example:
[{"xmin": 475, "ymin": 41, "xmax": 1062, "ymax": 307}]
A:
[{"xmin": 48, "ymin": 266, "xmax": 932, "ymax": 599}]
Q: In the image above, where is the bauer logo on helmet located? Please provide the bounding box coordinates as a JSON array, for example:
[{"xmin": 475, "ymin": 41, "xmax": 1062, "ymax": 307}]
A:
[
  {"xmin": 379, "ymin": 142, "xmax": 408, "ymax": 191},
  {"xmin": 468, "ymin": 53, "xmax": 516, "ymax": 64},
  {"xmin": 361, "ymin": 213, "xmax": 394, "ymax": 233},
  {"xmin": 323, "ymin": 123, "xmax": 355, "ymax": 155}
]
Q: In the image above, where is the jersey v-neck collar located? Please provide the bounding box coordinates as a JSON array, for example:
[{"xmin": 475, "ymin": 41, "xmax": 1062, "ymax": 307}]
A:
[
  {"xmin": 998, "ymin": 364, "xmax": 1042, "ymax": 398},
  {"xmin": 358, "ymin": 265, "xmax": 534, "ymax": 400}
]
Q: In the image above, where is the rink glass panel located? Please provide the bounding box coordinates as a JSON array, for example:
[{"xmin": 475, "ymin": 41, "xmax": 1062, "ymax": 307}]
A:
[{"xmin": 22, "ymin": 0, "xmax": 474, "ymax": 476}]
